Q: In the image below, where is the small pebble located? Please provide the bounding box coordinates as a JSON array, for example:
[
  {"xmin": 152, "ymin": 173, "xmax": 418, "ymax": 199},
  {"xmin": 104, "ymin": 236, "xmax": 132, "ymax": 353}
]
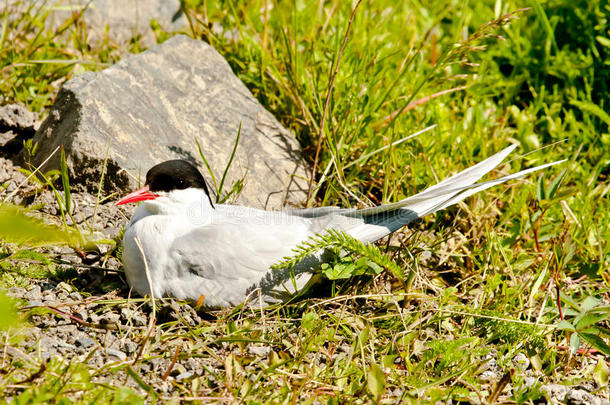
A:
[
  {"xmin": 57, "ymin": 341, "xmax": 77, "ymax": 350},
  {"xmin": 26, "ymin": 285, "xmax": 42, "ymax": 301},
  {"xmin": 69, "ymin": 292, "xmax": 83, "ymax": 301},
  {"xmin": 107, "ymin": 349, "xmax": 127, "ymax": 361},
  {"xmin": 75, "ymin": 337, "xmax": 95, "ymax": 348},
  {"xmin": 55, "ymin": 282, "xmax": 74, "ymax": 294},
  {"xmin": 123, "ymin": 341, "xmax": 138, "ymax": 354},
  {"xmin": 512, "ymin": 353, "xmax": 530, "ymax": 371},
  {"xmin": 248, "ymin": 345, "xmax": 271, "ymax": 357},
  {"xmin": 176, "ymin": 371, "xmax": 194, "ymax": 382},
  {"xmin": 99, "ymin": 312, "xmax": 121, "ymax": 324}
]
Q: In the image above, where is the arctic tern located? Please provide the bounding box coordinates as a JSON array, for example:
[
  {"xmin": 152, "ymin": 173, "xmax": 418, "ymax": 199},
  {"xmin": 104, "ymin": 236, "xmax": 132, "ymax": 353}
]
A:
[{"xmin": 116, "ymin": 144, "xmax": 563, "ymax": 308}]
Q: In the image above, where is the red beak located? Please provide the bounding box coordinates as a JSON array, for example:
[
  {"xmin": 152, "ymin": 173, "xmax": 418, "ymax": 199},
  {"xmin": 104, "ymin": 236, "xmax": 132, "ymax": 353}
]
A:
[{"xmin": 115, "ymin": 185, "xmax": 159, "ymax": 206}]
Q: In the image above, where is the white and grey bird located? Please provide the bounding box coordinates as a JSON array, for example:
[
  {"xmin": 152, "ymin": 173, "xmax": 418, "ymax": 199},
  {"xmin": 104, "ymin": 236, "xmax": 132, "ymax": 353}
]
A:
[{"xmin": 117, "ymin": 144, "xmax": 562, "ymax": 308}]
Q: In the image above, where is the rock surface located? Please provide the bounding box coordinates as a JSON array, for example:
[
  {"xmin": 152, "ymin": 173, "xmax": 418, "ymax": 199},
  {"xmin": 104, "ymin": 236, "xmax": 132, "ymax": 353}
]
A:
[
  {"xmin": 7, "ymin": 0, "xmax": 186, "ymax": 46},
  {"xmin": 78, "ymin": 0, "xmax": 186, "ymax": 44},
  {"xmin": 0, "ymin": 104, "xmax": 39, "ymax": 155},
  {"xmin": 27, "ymin": 35, "xmax": 308, "ymax": 209}
]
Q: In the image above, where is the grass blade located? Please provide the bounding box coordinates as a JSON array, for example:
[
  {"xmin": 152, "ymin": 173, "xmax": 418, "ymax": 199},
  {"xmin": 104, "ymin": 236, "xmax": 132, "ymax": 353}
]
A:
[
  {"xmin": 59, "ymin": 146, "xmax": 71, "ymax": 213},
  {"xmin": 194, "ymin": 136, "xmax": 218, "ymax": 192},
  {"xmin": 217, "ymin": 122, "xmax": 242, "ymax": 202}
]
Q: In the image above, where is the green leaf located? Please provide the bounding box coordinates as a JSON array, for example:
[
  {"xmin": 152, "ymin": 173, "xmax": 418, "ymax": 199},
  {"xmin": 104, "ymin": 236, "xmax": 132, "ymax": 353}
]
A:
[
  {"xmin": 126, "ymin": 367, "xmax": 157, "ymax": 397},
  {"xmin": 594, "ymin": 358, "xmax": 609, "ymax": 388},
  {"xmin": 272, "ymin": 229, "xmax": 405, "ymax": 282},
  {"xmin": 366, "ymin": 260, "xmax": 384, "ymax": 275},
  {"xmin": 60, "ymin": 146, "xmax": 71, "ymax": 213},
  {"xmin": 570, "ymin": 99, "xmax": 610, "ymax": 128},
  {"xmin": 546, "ymin": 169, "xmax": 566, "ymax": 199},
  {"xmin": 367, "ymin": 363, "xmax": 385, "ymax": 400},
  {"xmin": 581, "ymin": 296, "xmax": 601, "ymax": 312},
  {"xmin": 0, "ymin": 204, "xmax": 75, "ymax": 246},
  {"xmin": 597, "ymin": 36, "xmax": 610, "ymax": 48},
  {"xmin": 575, "ymin": 312, "xmax": 608, "ymax": 331},
  {"xmin": 0, "ymin": 292, "xmax": 19, "ymax": 330},
  {"xmin": 537, "ymin": 174, "xmax": 546, "ymax": 201},
  {"xmin": 302, "ymin": 311, "xmax": 319, "ymax": 331},
  {"xmin": 580, "ymin": 333, "xmax": 610, "ymax": 356},
  {"xmin": 323, "ymin": 261, "xmax": 356, "ymax": 280},
  {"xmin": 556, "ymin": 320, "xmax": 575, "ymax": 331}
]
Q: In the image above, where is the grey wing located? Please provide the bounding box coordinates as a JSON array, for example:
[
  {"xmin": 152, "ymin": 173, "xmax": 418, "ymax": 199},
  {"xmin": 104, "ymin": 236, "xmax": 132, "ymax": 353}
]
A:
[{"xmin": 167, "ymin": 221, "xmax": 316, "ymax": 308}]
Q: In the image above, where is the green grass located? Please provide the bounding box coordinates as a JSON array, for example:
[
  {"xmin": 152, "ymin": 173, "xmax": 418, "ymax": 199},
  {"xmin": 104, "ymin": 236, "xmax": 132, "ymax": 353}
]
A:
[{"xmin": 0, "ymin": 0, "xmax": 609, "ymax": 402}]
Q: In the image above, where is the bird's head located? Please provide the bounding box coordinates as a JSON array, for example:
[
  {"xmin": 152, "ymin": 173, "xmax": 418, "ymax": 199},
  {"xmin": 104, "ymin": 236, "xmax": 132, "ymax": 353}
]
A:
[{"xmin": 115, "ymin": 160, "xmax": 214, "ymax": 208}]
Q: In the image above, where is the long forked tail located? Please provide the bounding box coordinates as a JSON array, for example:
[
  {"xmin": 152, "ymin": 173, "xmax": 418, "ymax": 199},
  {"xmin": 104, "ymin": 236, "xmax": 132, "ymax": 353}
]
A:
[{"xmin": 347, "ymin": 145, "xmax": 566, "ymax": 243}]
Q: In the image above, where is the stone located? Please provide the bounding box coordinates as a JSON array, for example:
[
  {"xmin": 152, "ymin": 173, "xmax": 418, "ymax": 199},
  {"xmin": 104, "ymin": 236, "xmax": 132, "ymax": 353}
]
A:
[
  {"xmin": 7, "ymin": 286, "xmax": 27, "ymax": 298},
  {"xmin": 0, "ymin": 103, "xmax": 38, "ymax": 131},
  {"xmin": 54, "ymin": 282, "xmax": 74, "ymax": 294},
  {"xmin": 107, "ymin": 348, "xmax": 127, "ymax": 361},
  {"xmin": 512, "ymin": 352, "xmax": 530, "ymax": 371},
  {"xmin": 99, "ymin": 311, "xmax": 121, "ymax": 324},
  {"xmin": 69, "ymin": 292, "xmax": 83, "ymax": 301},
  {"xmin": 175, "ymin": 371, "xmax": 194, "ymax": 381},
  {"xmin": 75, "ymin": 337, "xmax": 96, "ymax": 348},
  {"xmin": 121, "ymin": 308, "xmax": 147, "ymax": 327},
  {"xmin": 0, "ymin": 104, "xmax": 39, "ymax": 155},
  {"xmin": 541, "ymin": 384, "xmax": 610, "ymax": 405},
  {"xmin": 123, "ymin": 341, "xmax": 138, "ymax": 355},
  {"xmin": 248, "ymin": 345, "xmax": 271, "ymax": 357},
  {"xmin": 566, "ymin": 389, "xmax": 607, "ymax": 405},
  {"xmin": 27, "ymin": 35, "xmax": 308, "ymax": 209},
  {"xmin": 6, "ymin": 0, "xmax": 185, "ymax": 47},
  {"xmin": 26, "ymin": 285, "xmax": 42, "ymax": 302},
  {"xmin": 77, "ymin": 0, "xmax": 186, "ymax": 45}
]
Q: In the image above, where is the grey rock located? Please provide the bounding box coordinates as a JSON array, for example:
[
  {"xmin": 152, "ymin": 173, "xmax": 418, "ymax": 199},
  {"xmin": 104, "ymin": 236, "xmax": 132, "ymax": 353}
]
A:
[
  {"xmin": 542, "ymin": 384, "xmax": 610, "ymax": 405},
  {"xmin": 121, "ymin": 308, "xmax": 147, "ymax": 326},
  {"xmin": 0, "ymin": 103, "xmax": 38, "ymax": 132},
  {"xmin": 7, "ymin": 286, "xmax": 27, "ymax": 298},
  {"xmin": 76, "ymin": 337, "xmax": 96, "ymax": 348},
  {"xmin": 28, "ymin": 35, "xmax": 308, "ymax": 209},
  {"xmin": 75, "ymin": 309, "xmax": 89, "ymax": 322},
  {"xmin": 69, "ymin": 292, "xmax": 83, "ymax": 301},
  {"xmin": 123, "ymin": 341, "xmax": 138, "ymax": 355},
  {"xmin": 512, "ymin": 352, "xmax": 530, "ymax": 371},
  {"xmin": 40, "ymin": 351, "xmax": 55, "ymax": 362},
  {"xmin": 41, "ymin": 281, "xmax": 57, "ymax": 291},
  {"xmin": 79, "ymin": 0, "xmax": 186, "ymax": 45},
  {"xmin": 107, "ymin": 348, "xmax": 127, "ymax": 361},
  {"xmin": 54, "ymin": 282, "xmax": 74, "ymax": 294},
  {"xmin": 26, "ymin": 285, "xmax": 42, "ymax": 301},
  {"xmin": 184, "ymin": 358, "xmax": 204, "ymax": 375},
  {"xmin": 99, "ymin": 311, "xmax": 121, "ymax": 324},
  {"xmin": 0, "ymin": 104, "xmax": 38, "ymax": 155},
  {"xmin": 175, "ymin": 371, "xmax": 194, "ymax": 381},
  {"xmin": 248, "ymin": 345, "xmax": 271, "ymax": 357},
  {"xmin": 88, "ymin": 312, "xmax": 100, "ymax": 323},
  {"xmin": 7, "ymin": 0, "xmax": 185, "ymax": 47},
  {"xmin": 479, "ymin": 350, "xmax": 502, "ymax": 381},
  {"xmin": 523, "ymin": 376, "xmax": 538, "ymax": 388},
  {"xmin": 566, "ymin": 389, "xmax": 608, "ymax": 405},
  {"xmin": 57, "ymin": 341, "xmax": 77, "ymax": 350}
]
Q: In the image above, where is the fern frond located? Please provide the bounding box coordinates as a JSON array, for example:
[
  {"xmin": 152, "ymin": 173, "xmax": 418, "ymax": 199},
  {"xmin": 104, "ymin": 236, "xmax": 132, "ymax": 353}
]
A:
[{"xmin": 272, "ymin": 229, "xmax": 405, "ymax": 281}]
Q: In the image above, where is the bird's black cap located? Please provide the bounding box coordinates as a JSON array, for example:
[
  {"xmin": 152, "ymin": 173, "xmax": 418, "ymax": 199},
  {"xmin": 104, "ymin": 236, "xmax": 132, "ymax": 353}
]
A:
[{"xmin": 146, "ymin": 160, "xmax": 215, "ymax": 207}]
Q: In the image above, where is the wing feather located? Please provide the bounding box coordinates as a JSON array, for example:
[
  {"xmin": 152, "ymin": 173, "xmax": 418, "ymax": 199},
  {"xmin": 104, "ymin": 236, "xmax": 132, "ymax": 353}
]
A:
[{"xmin": 166, "ymin": 221, "xmax": 313, "ymax": 307}]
